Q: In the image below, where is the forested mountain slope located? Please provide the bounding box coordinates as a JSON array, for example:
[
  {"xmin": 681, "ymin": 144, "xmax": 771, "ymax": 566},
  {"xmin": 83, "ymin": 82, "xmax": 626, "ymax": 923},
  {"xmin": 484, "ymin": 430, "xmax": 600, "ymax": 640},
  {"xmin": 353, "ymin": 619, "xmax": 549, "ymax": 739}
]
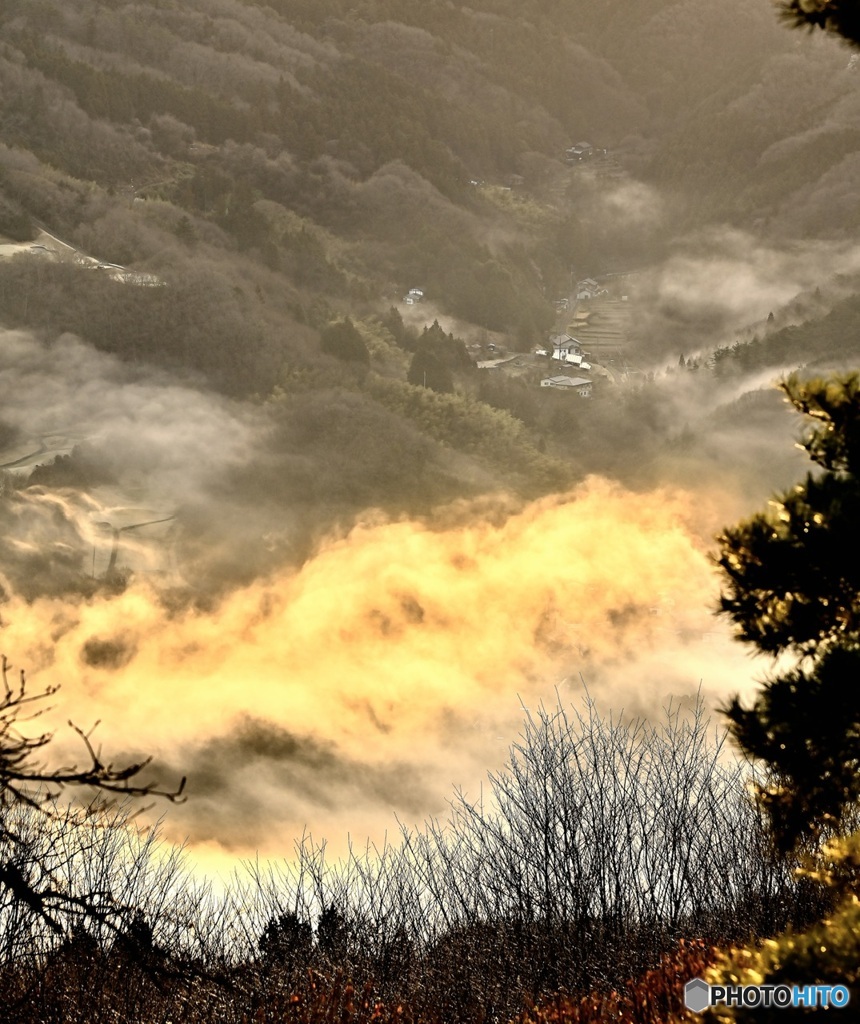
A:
[
  {"xmin": 0, "ymin": 0, "xmax": 855, "ymax": 354},
  {"xmin": 0, "ymin": 0, "xmax": 859, "ymax": 594}
]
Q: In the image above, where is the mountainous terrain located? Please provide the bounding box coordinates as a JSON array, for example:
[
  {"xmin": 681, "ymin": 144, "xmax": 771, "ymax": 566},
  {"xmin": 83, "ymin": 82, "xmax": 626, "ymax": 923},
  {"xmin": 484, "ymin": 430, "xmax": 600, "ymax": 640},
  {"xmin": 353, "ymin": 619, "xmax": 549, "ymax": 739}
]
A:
[
  {"xmin": 0, "ymin": 0, "xmax": 858, "ymax": 595},
  {"xmin": 4, "ymin": 4, "xmax": 860, "ymax": 1017},
  {"xmin": 1, "ymin": 0, "xmax": 860, "ymax": 849}
]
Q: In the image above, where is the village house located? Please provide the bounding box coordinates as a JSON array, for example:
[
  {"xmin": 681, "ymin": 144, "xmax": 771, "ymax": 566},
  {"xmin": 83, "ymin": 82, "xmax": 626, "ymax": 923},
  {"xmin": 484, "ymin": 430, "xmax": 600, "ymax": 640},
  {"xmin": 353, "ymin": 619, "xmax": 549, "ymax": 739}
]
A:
[
  {"xmin": 540, "ymin": 375, "xmax": 593, "ymax": 397},
  {"xmin": 565, "ymin": 142, "xmax": 594, "ymax": 162},
  {"xmin": 575, "ymin": 277, "xmax": 609, "ymax": 301},
  {"xmin": 535, "ymin": 335, "xmax": 592, "ymax": 370},
  {"xmin": 549, "ymin": 334, "xmax": 583, "ymax": 362}
]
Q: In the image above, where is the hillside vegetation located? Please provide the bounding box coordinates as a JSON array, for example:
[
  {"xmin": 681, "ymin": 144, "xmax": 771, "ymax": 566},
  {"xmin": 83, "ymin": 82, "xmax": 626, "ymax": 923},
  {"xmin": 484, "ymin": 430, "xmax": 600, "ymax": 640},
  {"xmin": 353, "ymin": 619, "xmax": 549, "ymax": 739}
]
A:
[{"xmin": 0, "ymin": 0, "xmax": 856, "ymax": 560}]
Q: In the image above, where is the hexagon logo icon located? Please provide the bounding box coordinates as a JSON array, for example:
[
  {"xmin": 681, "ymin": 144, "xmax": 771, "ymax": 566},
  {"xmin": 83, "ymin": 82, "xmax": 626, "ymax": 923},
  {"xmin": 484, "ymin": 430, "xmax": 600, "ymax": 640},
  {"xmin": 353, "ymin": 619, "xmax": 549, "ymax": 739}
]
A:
[{"xmin": 685, "ymin": 978, "xmax": 711, "ymax": 1013}]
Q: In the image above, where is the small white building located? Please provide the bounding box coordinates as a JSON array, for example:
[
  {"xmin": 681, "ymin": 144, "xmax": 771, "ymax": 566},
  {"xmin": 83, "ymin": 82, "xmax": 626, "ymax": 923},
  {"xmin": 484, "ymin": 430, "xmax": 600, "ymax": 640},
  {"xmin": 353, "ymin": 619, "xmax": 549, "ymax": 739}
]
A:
[
  {"xmin": 565, "ymin": 142, "xmax": 594, "ymax": 162},
  {"xmin": 575, "ymin": 277, "xmax": 605, "ymax": 300},
  {"xmin": 541, "ymin": 375, "xmax": 592, "ymax": 397},
  {"xmin": 549, "ymin": 334, "xmax": 583, "ymax": 363}
]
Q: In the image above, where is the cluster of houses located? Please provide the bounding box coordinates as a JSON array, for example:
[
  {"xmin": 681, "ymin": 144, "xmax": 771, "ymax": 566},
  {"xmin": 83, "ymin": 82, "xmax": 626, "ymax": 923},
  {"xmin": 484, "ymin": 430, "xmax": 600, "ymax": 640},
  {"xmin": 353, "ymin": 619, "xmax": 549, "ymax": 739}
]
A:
[
  {"xmin": 535, "ymin": 334, "xmax": 593, "ymax": 397},
  {"xmin": 565, "ymin": 142, "xmax": 608, "ymax": 164},
  {"xmin": 402, "ymin": 287, "xmax": 424, "ymax": 305},
  {"xmin": 472, "ymin": 331, "xmax": 594, "ymax": 397}
]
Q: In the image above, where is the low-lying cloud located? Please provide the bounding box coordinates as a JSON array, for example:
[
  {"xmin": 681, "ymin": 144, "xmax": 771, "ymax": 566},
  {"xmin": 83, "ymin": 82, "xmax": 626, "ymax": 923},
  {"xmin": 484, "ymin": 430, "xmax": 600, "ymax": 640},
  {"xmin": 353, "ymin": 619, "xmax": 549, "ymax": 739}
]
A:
[
  {"xmin": 1, "ymin": 476, "xmax": 760, "ymax": 874},
  {"xmin": 0, "ymin": 325, "xmax": 800, "ymax": 878},
  {"xmin": 0, "ymin": 330, "xmax": 258, "ymax": 499},
  {"xmin": 635, "ymin": 226, "xmax": 860, "ymax": 358}
]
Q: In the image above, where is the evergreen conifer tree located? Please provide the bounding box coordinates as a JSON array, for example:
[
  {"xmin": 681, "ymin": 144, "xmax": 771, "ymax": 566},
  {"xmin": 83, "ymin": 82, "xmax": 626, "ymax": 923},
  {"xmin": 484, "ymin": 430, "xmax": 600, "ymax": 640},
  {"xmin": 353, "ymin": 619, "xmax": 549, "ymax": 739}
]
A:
[
  {"xmin": 320, "ymin": 318, "xmax": 370, "ymax": 365},
  {"xmin": 776, "ymin": 1, "xmax": 860, "ymax": 48},
  {"xmin": 407, "ymin": 348, "xmax": 454, "ymax": 393},
  {"xmin": 716, "ymin": 374, "xmax": 860, "ymax": 851}
]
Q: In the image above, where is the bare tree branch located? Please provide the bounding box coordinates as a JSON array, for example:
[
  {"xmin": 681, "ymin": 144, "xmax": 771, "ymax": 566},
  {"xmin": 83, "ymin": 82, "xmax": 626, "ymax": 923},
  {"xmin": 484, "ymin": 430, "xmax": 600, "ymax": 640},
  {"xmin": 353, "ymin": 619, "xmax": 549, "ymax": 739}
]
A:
[{"xmin": 0, "ymin": 654, "xmax": 185, "ymax": 937}]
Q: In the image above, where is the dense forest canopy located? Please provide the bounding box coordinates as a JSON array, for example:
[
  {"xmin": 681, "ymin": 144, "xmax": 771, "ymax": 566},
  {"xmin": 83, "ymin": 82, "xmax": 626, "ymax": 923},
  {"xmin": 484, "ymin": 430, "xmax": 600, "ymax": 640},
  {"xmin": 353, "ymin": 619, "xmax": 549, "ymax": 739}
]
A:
[
  {"xmin": 0, "ymin": 0, "xmax": 858, "ymax": 625},
  {"xmin": 0, "ymin": 0, "xmax": 857, "ymax": 614}
]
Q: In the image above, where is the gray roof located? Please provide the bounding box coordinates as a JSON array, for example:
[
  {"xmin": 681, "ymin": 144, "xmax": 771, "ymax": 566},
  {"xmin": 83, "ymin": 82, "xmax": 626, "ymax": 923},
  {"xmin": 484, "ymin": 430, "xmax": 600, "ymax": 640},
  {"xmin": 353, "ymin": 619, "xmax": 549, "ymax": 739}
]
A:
[{"xmin": 542, "ymin": 375, "xmax": 592, "ymax": 387}]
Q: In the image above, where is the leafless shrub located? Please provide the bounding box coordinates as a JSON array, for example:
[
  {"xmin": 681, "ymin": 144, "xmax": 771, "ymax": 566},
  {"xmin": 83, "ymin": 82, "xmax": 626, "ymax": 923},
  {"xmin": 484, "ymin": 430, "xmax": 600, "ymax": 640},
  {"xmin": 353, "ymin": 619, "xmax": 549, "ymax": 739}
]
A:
[
  {"xmin": 242, "ymin": 689, "xmax": 812, "ymax": 1022},
  {"xmin": 0, "ymin": 686, "xmax": 822, "ymax": 1023},
  {"xmin": 0, "ymin": 654, "xmax": 185, "ymax": 939}
]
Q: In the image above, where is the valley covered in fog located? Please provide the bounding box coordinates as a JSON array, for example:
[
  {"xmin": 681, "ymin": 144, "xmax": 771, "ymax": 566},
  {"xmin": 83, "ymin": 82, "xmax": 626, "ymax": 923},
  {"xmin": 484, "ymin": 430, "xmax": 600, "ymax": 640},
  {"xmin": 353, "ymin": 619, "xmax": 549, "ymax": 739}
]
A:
[
  {"xmin": 1, "ymin": 0, "xmax": 860, "ymax": 887},
  {"xmin": 1, "ymin": 9, "xmax": 860, "ymax": 1015}
]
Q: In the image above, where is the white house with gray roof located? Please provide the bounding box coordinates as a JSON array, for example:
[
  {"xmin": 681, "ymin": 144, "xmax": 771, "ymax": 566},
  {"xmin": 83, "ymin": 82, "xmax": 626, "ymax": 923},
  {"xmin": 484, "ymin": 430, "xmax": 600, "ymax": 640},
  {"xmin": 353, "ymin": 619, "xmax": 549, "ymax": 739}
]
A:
[{"xmin": 540, "ymin": 375, "xmax": 592, "ymax": 397}]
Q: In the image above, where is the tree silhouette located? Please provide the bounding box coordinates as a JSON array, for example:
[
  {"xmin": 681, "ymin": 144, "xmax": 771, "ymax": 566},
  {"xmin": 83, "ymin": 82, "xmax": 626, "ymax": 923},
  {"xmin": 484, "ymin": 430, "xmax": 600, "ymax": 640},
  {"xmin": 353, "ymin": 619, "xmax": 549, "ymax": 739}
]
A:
[
  {"xmin": 0, "ymin": 656, "xmax": 185, "ymax": 935},
  {"xmin": 419, "ymin": 320, "xmax": 473, "ymax": 371},
  {"xmin": 113, "ymin": 909, "xmax": 158, "ymax": 964},
  {"xmin": 715, "ymin": 374, "xmax": 860, "ymax": 851},
  {"xmin": 776, "ymin": 1, "xmax": 860, "ymax": 48},
  {"xmin": 258, "ymin": 910, "xmax": 312, "ymax": 967},
  {"xmin": 407, "ymin": 349, "xmax": 454, "ymax": 393},
  {"xmin": 316, "ymin": 904, "xmax": 350, "ymax": 960}
]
